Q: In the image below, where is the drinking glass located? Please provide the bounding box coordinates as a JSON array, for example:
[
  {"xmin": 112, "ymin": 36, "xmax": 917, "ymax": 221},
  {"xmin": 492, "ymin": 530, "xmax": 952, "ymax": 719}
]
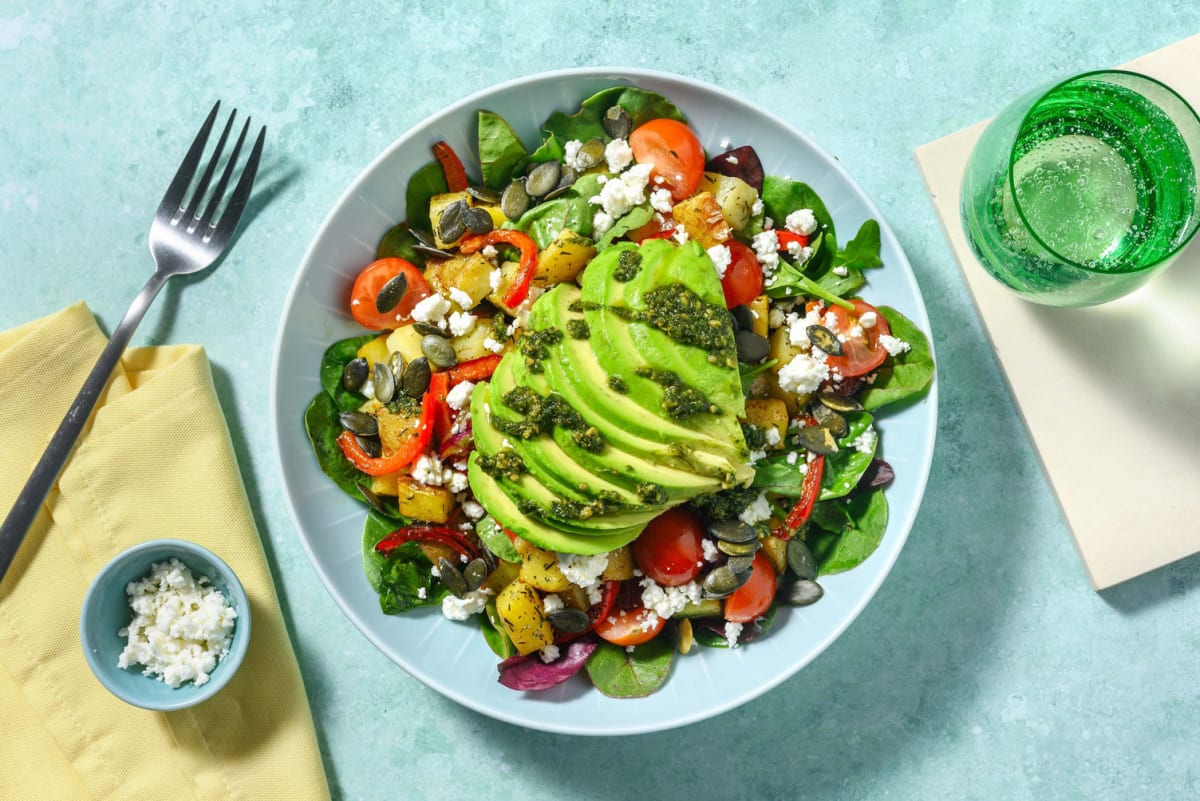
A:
[{"xmin": 961, "ymin": 70, "xmax": 1200, "ymax": 306}]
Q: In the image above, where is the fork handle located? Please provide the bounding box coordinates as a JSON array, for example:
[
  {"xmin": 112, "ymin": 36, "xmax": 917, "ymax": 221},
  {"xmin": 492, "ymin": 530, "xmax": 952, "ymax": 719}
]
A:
[{"xmin": 0, "ymin": 272, "xmax": 170, "ymax": 585}]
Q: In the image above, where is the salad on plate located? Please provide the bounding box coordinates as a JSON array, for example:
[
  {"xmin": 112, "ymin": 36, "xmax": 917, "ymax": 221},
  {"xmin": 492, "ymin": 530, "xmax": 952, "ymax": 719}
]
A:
[{"xmin": 303, "ymin": 86, "xmax": 934, "ymax": 698}]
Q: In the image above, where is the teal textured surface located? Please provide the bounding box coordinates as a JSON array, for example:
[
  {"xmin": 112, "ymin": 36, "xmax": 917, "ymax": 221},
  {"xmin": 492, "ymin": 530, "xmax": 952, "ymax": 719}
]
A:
[{"xmin": 2, "ymin": 2, "xmax": 1198, "ymax": 798}]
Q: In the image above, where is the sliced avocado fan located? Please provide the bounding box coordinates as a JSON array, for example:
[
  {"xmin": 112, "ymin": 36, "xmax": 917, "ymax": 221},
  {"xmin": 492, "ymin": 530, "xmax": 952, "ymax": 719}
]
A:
[{"xmin": 468, "ymin": 238, "xmax": 754, "ymax": 554}]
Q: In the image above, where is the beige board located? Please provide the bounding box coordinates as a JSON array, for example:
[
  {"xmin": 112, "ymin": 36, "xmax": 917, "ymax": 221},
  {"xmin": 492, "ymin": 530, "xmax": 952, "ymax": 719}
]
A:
[{"xmin": 914, "ymin": 34, "xmax": 1200, "ymax": 589}]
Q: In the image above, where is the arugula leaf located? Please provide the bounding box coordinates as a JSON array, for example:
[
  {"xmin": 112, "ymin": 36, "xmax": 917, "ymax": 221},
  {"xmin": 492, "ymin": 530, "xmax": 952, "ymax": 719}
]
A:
[
  {"xmin": 585, "ymin": 637, "xmax": 674, "ymax": 698},
  {"xmin": 478, "ymin": 110, "xmax": 527, "ymax": 190},
  {"xmin": 508, "ymin": 172, "xmax": 605, "ymax": 248},
  {"xmin": 361, "ymin": 510, "xmax": 445, "ymax": 615},
  {"xmin": 761, "ymin": 176, "xmax": 836, "ymax": 240},
  {"xmin": 738, "ymin": 358, "xmax": 777, "ymax": 396},
  {"xmin": 541, "ymin": 87, "xmax": 687, "ymax": 145},
  {"xmin": 764, "ymin": 242, "xmax": 854, "ymax": 310},
  {"xmin": 595, "ymin": 204, "xmax": 654, "ymax": 250},
  {"xmin": 405, "ymin": 160, "xmax": 449, "ymax": 233},
  {"xmin": 861, "ymin": 306, "xmax": 935, "ymax": 412},
  {"xmin": 836, "ymin": 219, "xmax": 883, "ymax": 270},
  {"xmin": 319, "ymin": 334, "xmax": 378, "ymax": 412},
  {"xmin": 476, "ymin": 516, "xmax": 520, "ymax": 563},
  {"xmin": 376, "ymin": 223, "xmax": 426, "ymax": 268},
  {"xmin": 808, "ymin": 487, "xmax": 889, "ymax": 575}
]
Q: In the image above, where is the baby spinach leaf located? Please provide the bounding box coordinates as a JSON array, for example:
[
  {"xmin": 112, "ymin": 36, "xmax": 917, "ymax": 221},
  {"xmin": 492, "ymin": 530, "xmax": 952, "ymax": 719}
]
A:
[
  {"xmin": 304, "ymin": 392, "xmax": 370, "ymax": 498},
  {"xmin": 691, "ymin": 606, "xmax": 777, "ymax": 648},
  {"xmin": 514, "ymin": 133, "xmax": 566, "ymax": 175},
  {"xmin": 476, "ymin": 516, "xmax": 520, "ymax": 563},
  {"xmin": 376, "ymin": 222, "xmax": 426, "ymax": 268},
  {"xmin": 361, "ymin": 510, "xmax": 445, "ymax": 615},
  {"xmin": 585, "ymin": 637, "xmax": 674, "ymax": 698},
  {"xmin": 836, "ymin": 219, "xmax": 882, "ymax": 270},
  {"xmin": 739, "ymin": 358, "xmax": 778, "ymax": 396},
  {"xmin": 820, "ymin": 411, "xmax": 876, "ymax": 502},
  {"xmin": 478, "ymin": 110, "xmax": 528, "ymax": 190},
  {"xmin": 808, "ymin": 487, "xmax": 889, "ymax": 575},
  {"xmin": 405, "ymin": 160, "xmax": 449, "ymax": 233},
  {"xmin": 542, "ymin": 87, "xmax": 686, "ymax": 146},
  {"xmin": 509, "ymin": 172, "xmax": 605, "ymax": 248},
  {"xmin": 751, "ymin": 455, "xmax": 804, "ymax": 496},
  {"xmin": 861, "ymin": 306, "xmax": 935, "ymax": 412},
  {"xmin": 320, "ymin": 334, "xmax": 378, "ymax": 412},
  {"xmin": 482, "ymin": 599, "xmax": 516, "ymax": 659},
  {"xmin": 595, "ymin": 204, "xmax": 653, "ymax": 250},
  {"xmin": 761, "ymin": 176, "xmax": 836, "ymax": 240}
]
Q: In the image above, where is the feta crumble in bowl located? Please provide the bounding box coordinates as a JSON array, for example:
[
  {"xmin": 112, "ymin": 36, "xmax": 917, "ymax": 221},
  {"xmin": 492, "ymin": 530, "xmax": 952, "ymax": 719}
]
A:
[{"xmin": 80, "ymin": 539, "xmax": 251, "ymax": 711}]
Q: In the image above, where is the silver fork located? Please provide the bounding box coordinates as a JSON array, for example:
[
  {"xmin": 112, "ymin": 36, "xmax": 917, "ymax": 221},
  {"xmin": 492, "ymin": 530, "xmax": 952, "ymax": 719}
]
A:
[{"xmin": 0, "ymin": 103, "xmax": 265, "ymax": 583}]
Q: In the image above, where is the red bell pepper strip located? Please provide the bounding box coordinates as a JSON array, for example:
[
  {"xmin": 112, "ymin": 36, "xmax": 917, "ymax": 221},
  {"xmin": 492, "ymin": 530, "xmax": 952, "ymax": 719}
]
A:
[
  {"xmin": 459, "ymin": 230, "xmax": 539, "ymax": 309},
  {"xmin": 432, "ymin": 140, "xmax": 469, "ymax": 192},
  {"xmin": 775, "ymin": 230, "xmax": 809, "ymax": 253},
  {"xmin": 445, "ymin": 354, "xmax": 501, "ymax": 387},
  {"xmin": 427, "ymin": 371, "xmax": 453, "ymax": 445},
  {"xmin": 374, "ymin": 525, "xmax": 480, "ymax": 562},
  {"xmin": 337, "ymin": 382, "xmax": 437, "ymax": 476},
  {"xmin": 784, "ymin": 453, "xmax": 825, "ymax": 534}
]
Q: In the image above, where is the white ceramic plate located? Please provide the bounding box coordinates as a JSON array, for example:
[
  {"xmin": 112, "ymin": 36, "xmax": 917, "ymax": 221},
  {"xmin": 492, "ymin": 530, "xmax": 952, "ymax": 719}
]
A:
[{"xmin": 271, "ymin": 68, "xmax": 937, "ymax": 735}]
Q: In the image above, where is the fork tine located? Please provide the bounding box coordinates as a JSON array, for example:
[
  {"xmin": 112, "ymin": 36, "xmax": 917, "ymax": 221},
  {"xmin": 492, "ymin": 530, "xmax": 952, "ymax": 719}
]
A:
[
  {"xmin": 197, "ymin": 116, "xmax": 250, "ymax": 232},
  {"xmin": 156, "ymin": 101, "xmax": 220, "ymax": 221},
  {"xmin": 182, "ymin": 108, "xmax": 236, "ymax": 227},
  {"xmin": 209, "ymin": 124, "xmax": 266, "ymax": 245}
]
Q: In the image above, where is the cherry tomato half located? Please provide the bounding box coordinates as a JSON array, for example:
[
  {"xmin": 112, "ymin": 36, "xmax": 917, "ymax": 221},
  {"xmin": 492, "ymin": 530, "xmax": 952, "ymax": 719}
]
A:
[
  {"xmin": 349, "ymin": 257, "xmax": 431, "ymax": 330},
  {"xmin": 723, "ymin": 551, "xmax": 777, "ymax": 623},
  {"xmin": 629, "ymin": 118, "xmax": 705, "ymax": 202},
  {"xmin": 593, "ymin": 605, "xmax": 667, "ymax": 647},
  {"xmin": 633, "ymin": 508, "xmax": 706, "ymax": 587},
  {"xmin": 820, "ymin": 298, "xmax": 890, "ymax": 378},
  {"xmin": 720, "ymin": 240, "xmax": 763, "ymax": 308}
]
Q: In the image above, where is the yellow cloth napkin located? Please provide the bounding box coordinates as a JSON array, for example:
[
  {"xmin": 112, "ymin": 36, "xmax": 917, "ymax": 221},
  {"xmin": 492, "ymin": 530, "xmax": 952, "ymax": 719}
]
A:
[{"xmin": 0, "ymin": 304, "xmax": 330, "ymax": 801}]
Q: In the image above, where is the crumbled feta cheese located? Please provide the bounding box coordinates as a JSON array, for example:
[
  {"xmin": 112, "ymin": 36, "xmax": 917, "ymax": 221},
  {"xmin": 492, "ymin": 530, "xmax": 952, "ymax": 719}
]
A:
[
  {"xmin": 707, "ymin": 244, "xmax": 732, "ymax": 278},
  {"xmin": 749, "ymin": 449, "xmax": 767, "ymax": 464},
  {"xmin": 859, "ymin": 310, "xmax": 878, "ymax": 329},
  {"xmin": 539, "ymin": 644, "xmax": 561, "ymax": 663},
  {"xmin": 701, "ymin": 538, "xmax": 720, "ymax": 562},
  {"xmin": 786, "ymin": 450, "xmax": 799, "ymax": 465},
  {"xmin": 650, "ymin": 187, "xmax": 674, "ymax": 214},
  {"xmin": 724, "ymin": 621, "xmax": 744, "ymax": 648},
  {"xmin": 879, "ymin": 334, "xmax": 911, "ymax": 356},
  {"xmin": 726, "ymin": 155, "xmax": 739, "ymax": 165},
  {"xmin": 412, "ymin": 454, "xmax": 445, "ymax": 486},
  {"xmin": 738, "ymin": 491, "xmax": 771, "ymax": 525},
  {"xmin": 417, "ymin": 586, "xmax": 427, "ymax": 600},
  {"xmin": 448, "ymin": 287, "xmax": 474, "ymax": 310},
  {"xmin": 116, "ymin": 559, "xmax": 237, "ymax": 689},
  {"xmin": 765, "ymin": 427, "xmax": 782, "ymax": 447},
  {"xmin": 785, "ymin": 208, "xmax": 819, "ymax": 236},
  {"xmin": 488, "ymin": 268, "xmax": 502, "ymax": 292},
  {"xmin": 832, "ymin": 265, "xmax": 849, "ymax": 277},
  {"xmin": 778, "ymin": 353, "xmax": 830, "ymax": 395},
  {"xmin": 411, "ymin": 293, "xmax": 451, "ymax": 327},
  {"xmin": 786, "ymin": 240, "xmax": 813, "ymax": 263},
  {"xmin": 556, "ymin": 552, "xmax": 609, "ymax": 591},
  {"xmin": 751, "ymin": 198, "xmax": 764, "ymax": 217},
  {"xmin": 447, "ymin": 310, "xmax": 476, "ymax": 337},
  {"xmin": 446, "ymin": 380, "xmax": 475, "ymax": 411},
  {"xmin": 751, "ymin": 230, "xmax": 780, "ymax": 276},
  {"xmin": 442, "ymin": 589, "xmax": 488, "ymax": 621},
  {"xmin": 639, "ymin": 578, "xmax": 703, "ymax": 620},
  {"xmin": 589, "ymin": 162, "xmax": 653, "ymax": 218},
  {"xmin": 447, "ymin": 471, "xmax": 470, "ymax": 494},
  {"xmin": 672, "ymin": 226, "xmax": 689, "ymax": 245},
  {"xmin": 787, "ymin": 304, "xmax": 825, "ymax": 349},
  {"xmin": 430, "ymin": 564, "xmax": 441, "ymax": 578},
  {"xmin": 482, "ymin": 244, "xmax": 498, "ymax": 260},
  {"xmin": 768, "ymin": 306, "xmax": 786, "ymax": 328},
  {"xmin": 541, "ymin": 594, "xmax": 565, "ymax": 614},
  {"xmin": 462, "ymin": 500, "xmax": 486, "ymax": 520},
  {"xmin": 483, "ymin": 337, "xmax": 506, "ymax": 354},
  {"xmin": 851, "ymin": 426, "xmax": 877, "ymax": 454},
  {"xmin": 604, "ymin": 137, "xmax": 634, "ymax": 173},
  {"xmin": 593, "ymin": 210, "xmax": 614, "ymax": 237}
]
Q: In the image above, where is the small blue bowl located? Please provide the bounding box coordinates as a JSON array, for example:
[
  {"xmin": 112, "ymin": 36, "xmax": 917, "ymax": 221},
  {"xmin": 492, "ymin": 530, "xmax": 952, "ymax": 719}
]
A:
[{"xmin": 80, "ymin": 539, "xmax": 251, "ymax": 711}]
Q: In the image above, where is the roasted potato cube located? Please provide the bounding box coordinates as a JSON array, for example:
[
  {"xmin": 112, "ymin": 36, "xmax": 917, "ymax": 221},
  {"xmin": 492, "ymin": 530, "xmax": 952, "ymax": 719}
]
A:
[
  {"xmin": 699, "ymin": 172, "xmax": 759, "ymax": 231},
  {"xmin": 745, "ymin": 398, "xmax": 788, "ymax": 447},
  {"xmin": 486, "ymin": 260, "xmax": 523, "ymax": 313},
  {"xmin": 356, "ymin": 334, "xmax": 391, "ymax": 370},
  {"xmin": 369, "ymin": 471, "xmax": 400, "ymax": 496},
  {"xmin": 482, "ymin": 559, "xmax": 521, "ymax": 595},
  {"xmin": 496, "ymin": 580, "xmax": 554, "ymax": 655},
  {"xmin": 451, "ymin": 322, "xmax": 495, "ymax": 363},
  {"xmin": 672, "ymin": 190, "xmax": 732, "ymax": 248},
  {"xmin": 537, "ymin": 228, "xmax": 595, "ymax": 285},
  {"xmin": 518, "ymin": 543, "xmax": 571, "ymax": 592},
  {"xmin": 748, "ymin": 295, "xmax": 770, "ymax": 338},
  {"xmin": 376, "ymin": 408, "xmax": 420, "ymax": 454},
  {"xmin": 429, "ymin": 192, "xmax": 507, "ymax": 249},
  {"xmin": 602, "ymin": 546, "xmax": 635, "ymax": 581},
  {"xmin": 760, "ymin": 535, "xmax": 789, "ymax": 576},
  {"xmin": 427, "ymin": 252, "xmax": 494, "ymax": 309},
  {"xmin": 394, "ymin": 476, "xmax": 454, "ymax": 524},
  {"xmin": 385, "ymin": 324, "xmax": 425, "ymax": 366}
]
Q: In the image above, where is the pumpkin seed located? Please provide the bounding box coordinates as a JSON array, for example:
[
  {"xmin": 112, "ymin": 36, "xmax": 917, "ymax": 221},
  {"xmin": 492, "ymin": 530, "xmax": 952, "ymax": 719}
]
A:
[
  {"xmin": 372, "ymin": 361, "xmax": 395, "ymax": 404},
  {"xmin": 338, "ymin": 410, "xmax": 378, "ymax": 437},
  {"xmin": 411, "ymin": 227, "xmax": 438, "ymax": 248},
  {"xmin": 730, "ymin": 304, "xmax": 755, "ymax": 332},
  {"xmin": 786, "ymin": 539, "xmax": 817, "ymax": 580},
  {"xmin": 356, "ymin": 481, "xmax": 386, "ymax": 515},
  {"xmin": 413, "ymin": 321, "xmax": 447, "ymax": 338},
  {"xmin": 374, "ymin": 272, "xmax": 408, "ymax": 314},
  {"xmin": 780, "ymin": 579, "xmax": 823, "ymax": 607},
  {"xmin": 386, "ymin": 351, "xmax": 405, "ymax": 380},
  {"xmin": 794, "ymin": 425, "xmax": 839, "ymax": 455},
  {"xmin": 462, "ymin": 558, "xmax": 488, "ymax": 592},
  {"xmin": 602, "ymin": 107, "xmax": 631, "ymax": 140},
  {"xmin": 466, "ymin": 185, "xmax": 501, "ymax": 204},
  {"xmin": 342, "ymin": 357, "xmax": 369, "ymax": 392},
  {"xmin": 412, "ymin": 242, "xmax": 452, "ymax": 261},
  {"xmin": 708, "ymin": 519, "xmax": 757, "ymax": 544},
  {"xmin": 717, "ymin": 538, "xmax": 760, "ymax": 557},
  {"xmin": 543, "ymin": 167, "xmax": 578, "ymax": 201},
  {"xmin": 500, "ymin": 179, "xmax": 530, "ymax": 220},
  {"xmin": 437, "ymin": 199, "xmax": 469, "ymax": 243},
  {"xmin": 724, "ymin": 554, "xmax": 755, "ymax": 575},
  {"xmin": 818, "ymin": 391, "xmax": 863, "ymax": 413},
  {"xmin": 734, "ymin": 329, "xmax": 770, "ymax": 363},
  {"xmin": 524, "ymin": 160, "xmax": 561, "ymax": 197},
  {"xmin": 547, "ymin": 607, "xmax": 590, "ymax": 633},
  {"xmin": 577, "ymin": 137, "xmax": 607, "ymax": 170},
  {"xmin": 702, "ymin": 564, "xmax": 752, "ymax": 598},
  {"xmin": 812, "ymin": 403, "xmax": 848, "ymax": 437},
  {"xmin": 401, "ymin": 357, "xmax": 432, "ymax": 398},
  {"xmin": 421, "ymin": 335, "xmax": 458, "ymax": 368},
  {"xmin": 463, "ymin": 206, "xmax": 494, "ymax": 235},
  {"xmin": 437, "ymin": 557, "xmax": 469, "ymax": 598},
  {"xmin": 806, "ymin": 324, "xmax": 844, "ymax": 356},
  {"xmin": 355, "ymin": 435, "xmax": 382, "ymax": 458}
]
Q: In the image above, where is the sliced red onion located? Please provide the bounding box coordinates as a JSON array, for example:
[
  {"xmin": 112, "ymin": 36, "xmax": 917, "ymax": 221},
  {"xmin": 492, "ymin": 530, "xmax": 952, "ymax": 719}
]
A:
[
  {"xmin": 438, "ymin": 421, "xmax": 474, "ymax": 461},
  {"xmin": 497, "ymin": 637, "xmax": 597, "ymax": 691},
  {"xmin": 704, "ymin": 145, "xmax": 764, "ymax": 193}
]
